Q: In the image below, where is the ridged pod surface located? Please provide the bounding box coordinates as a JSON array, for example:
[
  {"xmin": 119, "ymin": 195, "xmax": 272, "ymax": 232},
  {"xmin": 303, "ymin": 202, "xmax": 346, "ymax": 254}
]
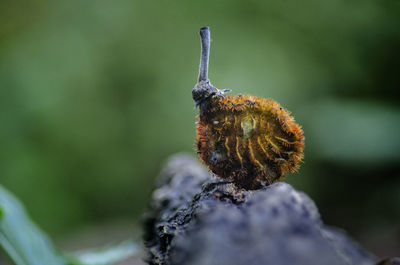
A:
[
  {"xmin": 192, "ymin": 26, "xmax": 304, "ymax": 189},
  {"xmin": 196, "ymin": 94, "xmax": 304, "ymax": 189}
]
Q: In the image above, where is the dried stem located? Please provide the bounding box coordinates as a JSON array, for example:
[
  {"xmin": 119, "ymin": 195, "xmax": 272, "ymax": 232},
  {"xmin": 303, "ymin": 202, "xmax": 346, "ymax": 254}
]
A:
[{"xmin": 198, "ymin": 26, "xmax": 210, "ymax": 82}]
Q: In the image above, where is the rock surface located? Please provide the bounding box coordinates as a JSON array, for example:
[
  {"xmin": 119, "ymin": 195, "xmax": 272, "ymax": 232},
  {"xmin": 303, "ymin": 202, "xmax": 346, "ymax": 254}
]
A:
[
  {"xmin": 376, "ymin": 258, "xmax": 400, "ymax": 265},
  {"xmin": 143, "ymin": 154, "xmax": 378, "ymax": 265}
]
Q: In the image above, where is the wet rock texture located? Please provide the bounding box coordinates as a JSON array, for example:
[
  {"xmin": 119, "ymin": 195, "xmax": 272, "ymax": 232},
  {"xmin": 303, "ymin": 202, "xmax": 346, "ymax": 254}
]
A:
[{"xmin": 143, "ymin": 154, "xmax": 378, "ymax": 265}]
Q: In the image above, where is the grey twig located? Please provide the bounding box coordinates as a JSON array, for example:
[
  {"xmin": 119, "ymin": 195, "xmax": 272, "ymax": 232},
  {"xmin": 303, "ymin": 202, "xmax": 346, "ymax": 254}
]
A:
[{"xmin": 198, "ymin": 26, "xmax": 210, "ymax": 82}]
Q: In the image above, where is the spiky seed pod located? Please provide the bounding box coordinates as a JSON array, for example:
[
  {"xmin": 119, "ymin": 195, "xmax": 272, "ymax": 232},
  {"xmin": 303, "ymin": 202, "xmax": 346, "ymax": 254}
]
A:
[{"xmin": 193, "ymin": 27, "xmax": 304, "ymax": 189}]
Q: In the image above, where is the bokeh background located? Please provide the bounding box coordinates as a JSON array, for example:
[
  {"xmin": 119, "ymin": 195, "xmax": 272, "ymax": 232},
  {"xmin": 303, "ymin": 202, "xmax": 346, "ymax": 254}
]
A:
[{"xmin": 1, "ymin": 0, "xmax": 399, "ymax": 258}]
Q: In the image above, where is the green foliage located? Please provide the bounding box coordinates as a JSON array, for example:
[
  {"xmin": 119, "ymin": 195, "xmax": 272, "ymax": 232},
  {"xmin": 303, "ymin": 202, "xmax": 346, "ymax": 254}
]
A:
[
  {"xmin": 303, "ymin": 99, "xmax": 400, "ymax": 165},
  {"xmin": 0, "ymin": 185, "xmax": 67, "ymax": 265},
  {"xmin": 70, "ymin": 241, "xmax": 140, "ymax": 265},
  {"xmin": 0, "ymin": 185, "xmax": 139, "ymax": 265}
]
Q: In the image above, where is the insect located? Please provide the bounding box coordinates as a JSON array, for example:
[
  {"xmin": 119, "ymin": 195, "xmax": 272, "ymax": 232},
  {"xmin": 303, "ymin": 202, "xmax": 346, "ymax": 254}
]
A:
[{"xmin": 193, "ymin": 27, "xmax": 305, "ymax": 189}]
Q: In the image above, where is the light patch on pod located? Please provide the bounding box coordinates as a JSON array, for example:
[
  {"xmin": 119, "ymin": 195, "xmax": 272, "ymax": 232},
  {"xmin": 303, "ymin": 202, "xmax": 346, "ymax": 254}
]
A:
[{"xmin": 241, "ymin": 116, "xmax": 254, "ymax": 140}]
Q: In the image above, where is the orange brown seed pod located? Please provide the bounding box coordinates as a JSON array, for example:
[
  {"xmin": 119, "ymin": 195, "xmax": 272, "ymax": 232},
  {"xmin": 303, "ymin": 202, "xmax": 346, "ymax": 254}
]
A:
[{"xmin": 193, "ymin": 27, "xmax": 304, "ymax": 189}]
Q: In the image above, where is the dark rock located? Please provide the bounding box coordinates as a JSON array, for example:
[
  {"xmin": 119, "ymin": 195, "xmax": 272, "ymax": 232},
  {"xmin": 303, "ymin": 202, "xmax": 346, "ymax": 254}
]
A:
[
  {"xmin": 144, "ymin": 154, "xmax": 378, "ymax": 265},
  {"xmin": 143, "ymin": 154, "xmax": 210, "ymax": 264},
  {"xmin": 376, "ymin": 257, "xmax": 400, "ymax": 265}
]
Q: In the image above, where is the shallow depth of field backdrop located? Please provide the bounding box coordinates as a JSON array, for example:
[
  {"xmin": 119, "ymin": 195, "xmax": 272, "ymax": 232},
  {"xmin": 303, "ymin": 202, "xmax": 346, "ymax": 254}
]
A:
[{"xmin": 1, "ymin": 0, "xmax": 399, "ymax": 258}]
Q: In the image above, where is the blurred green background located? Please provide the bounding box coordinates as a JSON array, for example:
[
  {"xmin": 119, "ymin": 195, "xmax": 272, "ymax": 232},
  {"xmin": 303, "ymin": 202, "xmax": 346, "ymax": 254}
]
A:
[{"xmin": 0, "ymin": 0, "xmax": 399, "ymax": 258}]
